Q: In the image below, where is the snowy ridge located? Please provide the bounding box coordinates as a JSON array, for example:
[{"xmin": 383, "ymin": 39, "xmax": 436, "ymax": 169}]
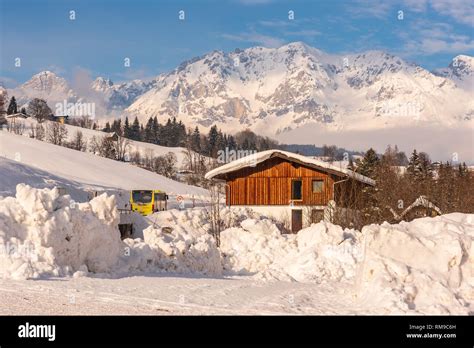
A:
[
  {"xmin": 434, "ymin": 55, "xmax": 474, "ymax": 91},
  {"xmin": 126, "ymin": 42, "xmax": 474, "ymax": 135},
  {"xmin": 11, "ymin": 71, "xmax": 77, "ymax": 107},
  {"xmin": 6, "ymin": 43, "xmax": 472, "ymax": 136},
  {"xmin": 91, "ymin": 77, "xmax": 156, "ymax": 110},
  {"xmin": 205, "ymin": 149, "xmax": 376, "ymax": 185}
]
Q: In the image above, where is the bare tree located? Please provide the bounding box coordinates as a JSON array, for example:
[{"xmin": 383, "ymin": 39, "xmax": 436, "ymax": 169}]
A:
[
  {"xmin": 201, "ymin": 184, "xmax": 225, "ymax": 246},
  {"xmin": 29, "ymin": 123, "xmax": 45, "ymax": 140},
  {"xmin": 27, "ymin": 98, "xmax": 52, "ymax": 123},
  {"xmin": 143, "ymin": 148, "xmax": 155, "ymax": 168},
  {"xmin": 69, "ymin": 130, "xmax": 87, "ymax": 151},
  {"xmin": 89, "ymin": 135, "xmax": 101, "ymax": 154},
  {"xmin": 8, "ymin": 119, "xmax": 25, "ymax": 135},
  {"xmin": 98, "ymin": 136, "xmax": 116, "ymax": 159},
  {"xmin": 37, "ymin": 123, "xmax": 45, "ymax": 141},
  {"xmin": 46, "ymin": 121, "xmax": 68, "ymax": 145},
  {"xmin": 114, "ymin": 135, "xmax": 131, "ymax": 161},
  {"xmin": 130, "ymin": 150, "xmax": 141, "ymax": 165},
  {"xmin": 0, "ymin": 88, "xmax": 7, "ymax": 126},
  {"xmin": 152, "ymin": 152, "xmax": 177, "ymax": 178}
]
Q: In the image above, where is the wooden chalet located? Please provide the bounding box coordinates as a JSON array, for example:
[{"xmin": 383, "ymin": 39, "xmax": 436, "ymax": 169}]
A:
[{"xmin": 205, "ymin": 150, "xmax": 375, "ymax": 232}]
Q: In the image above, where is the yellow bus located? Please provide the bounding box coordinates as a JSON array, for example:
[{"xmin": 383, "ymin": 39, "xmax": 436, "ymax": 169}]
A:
[{"xmin": 130, "ymin": 190, "xmax": 168, "ymax": 216}]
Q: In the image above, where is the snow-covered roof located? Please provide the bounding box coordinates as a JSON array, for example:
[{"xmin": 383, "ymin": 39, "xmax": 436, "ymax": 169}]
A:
[
  {"xmin": 205, "ymin": 149, "xmax": 376, "ymax": 186},
  {"xmin": 6, "ymin": 113, "xmax": 28, "ymax": 119},
  {"xmin": 401, "ymin": 196, "xmax": 442, "ymax": 217}
]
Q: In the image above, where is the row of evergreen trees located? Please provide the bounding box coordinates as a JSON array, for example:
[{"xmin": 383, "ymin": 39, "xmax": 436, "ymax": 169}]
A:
[
  {"xmin": 354, "ymin": 146, "xmax": 469, "ymax": 181},
  {"xmin": 102, "ymin": 116, "xmax": 276, "ymax": 158}
]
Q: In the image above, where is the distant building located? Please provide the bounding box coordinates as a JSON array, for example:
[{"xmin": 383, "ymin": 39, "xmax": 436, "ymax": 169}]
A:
[
  {"xmin": 5, "ymin": 113, "xmax": 28, "ymax": 128},
  {"xmin": 389, "ymin": 195, "xmax": 442, "ymax": 222},
  {"xmin": 176, "ymin": 169, "xmax": 195, "ymax": 182},
  {"xmin": 105, "ymin": 132, "xmax": 119, "ymax": 141},
  {"xmin": 6, "ymin": 113, "xmax": 28, "ymax": 119},
  {"xmin": 50, "ymin": 115, "xmax": 69, "ymax": 124}
]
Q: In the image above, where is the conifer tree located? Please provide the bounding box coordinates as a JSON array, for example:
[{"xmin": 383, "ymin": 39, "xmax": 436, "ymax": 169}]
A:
[
  {"xmin": 207, "ymin": 125, "xmax": 219, "ymax": 157},
  {"xmin": 152, "ymin": 116, "xmax": 159, "ymax": 144},
  {"xmin": 123, "ymin": 116, "xmax": 131, "ymax": 138},
  {"xmin": 191, "ymin": 126, "xmax": 201, "ymax": 153},
  {"xmin": 144, "ymin": 117, "xmax": 154, "ymax": 143},
  {"xmin": 356, "ymin": 148, "xmax": 379, "ymax": 179},
  {"xmin": 131, "ymin": 116, "xmax": 140, "ymax": 140},
  {"xmin": 407, "ymin": 149, "xmax": 421, "ymax": 178},
  {"xmin": 7, "ymin": 96, "xmax": 18, "ymax": 115}
]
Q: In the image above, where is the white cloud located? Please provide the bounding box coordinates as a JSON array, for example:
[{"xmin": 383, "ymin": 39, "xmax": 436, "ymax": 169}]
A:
[
  {"xmin": 349, "ymin": 0, "xmax": 395, "ymax": 19},
  {"xmin": 258, "ymin": 20, "xmax": 293, "ymax": 28},
  {"xmin": 429, "ymin": 0, "xmax": 474, "ymax": 27},
  {"xmin": 278, "ymin": 123, "xmax": 474, "ymax": 163},
  {"xmin": 0, "ymin": 76, "xmax": 20, "ymax": 89},
  {"xmin": 284, "ymin": 29, "xmax": 321, "ymax": 38},
  {"xmin": 221, "ymin": 32, "xmax": 286, "ymax": 48},
  {"xmin": 349, "ymin": 0, "xmax": 474, "ymax": 26},
  {"xmin": 402, "ymin": 21, "xmax": 474, "ymax": 55}
]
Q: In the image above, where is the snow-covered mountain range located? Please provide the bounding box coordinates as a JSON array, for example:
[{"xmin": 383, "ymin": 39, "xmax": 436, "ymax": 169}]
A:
[
  {"xmin": 4, "ymin": 42, "xmax": 473, "ymax": 136},
  {"xmin": 9, "ymin": 71, "xmax": 77, "ymax": 108},
  {"xmin": 90, "ymin": 77, "xmax": 156, "ymax": 110}
]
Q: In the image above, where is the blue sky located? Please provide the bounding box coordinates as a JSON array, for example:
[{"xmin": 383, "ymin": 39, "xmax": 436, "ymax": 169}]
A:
[{"xmin": 1, "ymin": 0, "xmax": 473, "ymax": 86}]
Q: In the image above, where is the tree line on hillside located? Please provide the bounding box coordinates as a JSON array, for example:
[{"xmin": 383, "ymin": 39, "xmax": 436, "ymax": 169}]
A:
[{"xmin": 102, "ymin": 116, "xmax": 279, "ymax": 158}]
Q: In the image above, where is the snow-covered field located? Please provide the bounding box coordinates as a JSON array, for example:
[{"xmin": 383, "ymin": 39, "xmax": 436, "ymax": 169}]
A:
[
  {"xmin": 0, "ymin": 275, "xmax": 387, "ymax": 315},
  {"xmin": 0, "ymin": 130, "xmax": 207, "ymax": 203},
  {"xmin": 0, "ymin": 184, "xmax": 472, "ymax": 315}
]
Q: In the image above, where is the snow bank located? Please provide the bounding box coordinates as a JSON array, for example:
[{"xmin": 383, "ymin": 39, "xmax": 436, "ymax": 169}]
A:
[
  {"xmin": 117, "ymin": 227, "xmax": 221, "ymax": 276},
  {"xmin": 116, "ymin": 206, "xmax": 264, "ymax": 276},
  {"xmin": 1, "ymin": 185, "xmax": 472, "ymax": 313},
  {"xmin": 357, "ymin": 214, "xmax": 473, "ymax": 314},
  {"xmin": 221, "ymin": 213, "xmax": 473, "ymax": 314},
  {"xmin": 0, "ymin": 186, "xmax": 223, "ymax": 279},
  {"xmin": 0, "ymin": 184, "xmax": 122, "ymax": 279},
  {"xmin": 221, "ymin": 219, "xmax": 362, "ymax": 282}
]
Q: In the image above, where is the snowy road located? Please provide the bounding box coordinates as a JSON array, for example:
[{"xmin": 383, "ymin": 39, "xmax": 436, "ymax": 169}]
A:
[{"xmin": 0, "ymin": 275, "xmax": 390, "ymax": 315}]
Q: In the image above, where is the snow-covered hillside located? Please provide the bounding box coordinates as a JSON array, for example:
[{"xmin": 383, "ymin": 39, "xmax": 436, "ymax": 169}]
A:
[
  {"xmin": 126, "ymin": 42, "xmax": 474, "ymax": 135},
  {"xmin": 0, "ymin": 130, "xmax": 207, "ymax": 201},
  {"xmin": 18, "ymin": 118, "xmax": 194, "ymax": 169}
]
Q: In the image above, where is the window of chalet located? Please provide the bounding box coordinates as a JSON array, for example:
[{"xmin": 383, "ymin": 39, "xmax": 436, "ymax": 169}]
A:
[
  {"xmin": 312, "ymin": 179, "xmax": 324, "ymax": 193},
  {"xmin": 291, "ymin": 179, "xmax": 302, "ymax": 200}
]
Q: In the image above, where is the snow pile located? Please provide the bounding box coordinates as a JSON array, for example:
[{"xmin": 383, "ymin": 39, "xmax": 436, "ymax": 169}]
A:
[
  {"xmin": 118, "ymin": 227, "xmax": 222, "ymax": 276},
  {"xmin": 1, "ymin": 185, "xmax": 472, "ymax": 313},
  {"xmin": 221, "ymin": 213, "xmax": 473, "ymax": 314},
  {"xmin": 221, "ymin": 218, "xmax": 362, "ymax": 282},
  {"xmin": 357, "ymin": 214, "xmax": 473, "ymax": 314},
  {"xmin": 0, "ymin": 184, "xmax": 122, "ymax": 279},
  {"xmin": 0, "ymin": 186, "xmax": 223, "ymax": 279},
  {"xmin": 117, "ymin": 206, "xmax": 265, "ymax": 276},
  {"xmin": 144, "ymin": 206, "xmax": 261, "ymax": 238}
]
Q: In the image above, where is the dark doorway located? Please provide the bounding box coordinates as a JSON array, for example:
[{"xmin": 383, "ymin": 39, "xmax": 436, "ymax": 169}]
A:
[{"xmin": 291, "ymin": 209, "xmax": 303, "ymax": 233}]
